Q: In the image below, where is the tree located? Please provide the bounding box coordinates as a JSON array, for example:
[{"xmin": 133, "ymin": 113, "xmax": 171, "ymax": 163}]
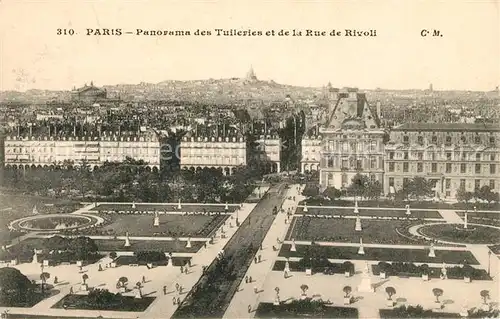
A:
[
  {"xmin": 82, "ymin": 274, "xmax": 89, "ymax": 285},
  {"xmin": 480, "ymin": 290, "xmax": 490, "ymax": 305},
  {"xmin": 40, "ymin": 272, "xmax": 50, "ymax": 294},
  {"xmin": 385, "ymin": 287, "xmax": 396, "ymax": 300},
  {"xmin": 0, "ymin": 268, "xmax": 33, "ymax": 306},
  {"xmin": 109, "ymin": 252, "xmax": 117, "ymax": 259},
  {"xmin": 347, "ymin": 174, "xmax": 370, "ymax": 199},
  {"xmin": 456, "ymin": 185, "xmax": 468, "ymax": 204},
  {"xmin": 343, "ymin": 286, "xmax": 352, "ymax": 298},
  {"xmin": 300, "ymin": 284, "xmax": 309, "ymax": 296},
  {"xmin": 478, "ymin": 186, "xmax": 495, "ymax": 203},
  {"xmin": 118, "ymin": 276, "xmax": 128, "ymax": 289},
  {"xmin": 408, "ymin": 177, "xmax": 434, "ymax": 201},
  {"xmin": 323, "ymin": 187, "xmax": 341, "ymax": 201},
  {"xmin": 432, "ymin": 288, "xmax": 443, "ymax": 303},
  {"xmin": 365, "ymin": 180, "xmax": 383, "ymax": 200}
]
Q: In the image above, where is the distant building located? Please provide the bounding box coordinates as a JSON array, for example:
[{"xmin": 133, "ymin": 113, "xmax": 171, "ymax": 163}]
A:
[
  {"xmin": 3, "ymin": 130, "xmax": 160, "ymax": 169},
  {"xmin": 256, "ymin": 135, "xmax": 281, "ymax": 173},
  {"xmin": 245, "ymin": 66, "xmax": 258, "ymax": 82},
  {"xmin": 179, "ymin": 136, "xmax": 246, "ymax": 175},
  {"xmin": 71, "ymin": 82, "xmax": 107, "ymax": 104}
]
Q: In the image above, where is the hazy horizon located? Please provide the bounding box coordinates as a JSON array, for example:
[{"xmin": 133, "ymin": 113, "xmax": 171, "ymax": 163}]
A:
[{"xmin": 1, "ymin": 0, "xmax": 499, "ymax": 92}]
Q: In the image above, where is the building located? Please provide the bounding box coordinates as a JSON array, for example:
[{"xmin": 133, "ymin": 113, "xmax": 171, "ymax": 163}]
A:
[
  {"xmin": 3, "ymin": 130, "xmax": 160, "ymax": 169},
  {"xmin": 256, "ymin": 135, "xmax": 281, "ymax": 173},
  {"xmin": 179, "ymin": 136, "xmax": 246, "ymax": 175},
  {"xmin": 300, "ymin": 135, "xmax": 322, "ymax": 173},
  {"xmin": 384, "ymin": 123, "xmax": 500, "ymax": 199},
  {"xmin": 304, "ymin": 86, "xmax": 500, "ymax": 200},
  {"xmin": 317, "ymin": 87, "xmax": 385, "ymax": 190},
  {"xmin": 71, "ymin": 82, "xmax": 107, "ymax": 104}
]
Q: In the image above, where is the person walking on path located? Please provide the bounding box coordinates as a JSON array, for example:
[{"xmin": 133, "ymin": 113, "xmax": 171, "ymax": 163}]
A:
[
  {"xmin": 254, "ymin": 286, "xmax": 258, "ymax": 294},
  {"xmin": 245, "ymin": 276, "xmax": 248, "ymax": 283},
  {"xmin": 254, "ymin": 257, "xmax": 258, "ymax": 264},
  {"xmin": 258, "ymin": 255, "xmax": 261, "ymax": 263},
  {"xmin": 163, "ymin": 285, "xmax": 167, "ymax": 295},
  {"xmin": 175, "ymin": 283, "xmax": 180, "ymax": 292},
  {"xmin": 248, "ymin": 305, "xmax": 252, "ymax": 313}
]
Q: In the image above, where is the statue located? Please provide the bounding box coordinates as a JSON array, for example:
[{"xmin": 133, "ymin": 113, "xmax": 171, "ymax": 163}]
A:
[
  {"xmin": 124, "ymin": 232, "xmax": 131, "ymax": 247},
  {"xmin": 358, "ymin": 237, "xmax": 365, "ymax": 255},
  {"xmin": 428, "ymin": 242, "xmax": 436, "ymax": 258},
  {"xmin": 290, "ymin": 239, "xmax": 297, "ymax": 252},
  {"xmin": 405, "ymin": 204, "xmax": 411, "ymax": 216},
  {"xmin": 354, "ymin": 200, "xmax": 359, "ymax": 214},
  {"xmin": 32, "ymin": 249, "xmax": 38, "ymax": 264},
  {"xmin": 440, "ymin": 263, "xmax": 448, "ymax": 279},
  {"xmin": 355, "ymin": 216, "xmax": 362, "ymax": 231},
  {"xmin": 357, "ymin": 261, "xmax": 374, "ymax": 292},
  {"xmin": 153, "ymin": 212, "xmax": 160, "ymax": 227}
]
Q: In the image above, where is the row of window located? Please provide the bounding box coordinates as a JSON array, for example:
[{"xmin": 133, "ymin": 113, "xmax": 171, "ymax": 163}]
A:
[
  {"xmin": 400, "ymin": 135, "xmax": 496, "ymax": 145},
  {"xmin": 388, "ymin": 177, "xmax": 496, "ymax": 190},
  {"xmin": 387, "ymin": 162, "xmax": 496, "ymax": 174},
  {"xmin": 389, "ymin": 151, "xmax": 496, "ymax": 161}
]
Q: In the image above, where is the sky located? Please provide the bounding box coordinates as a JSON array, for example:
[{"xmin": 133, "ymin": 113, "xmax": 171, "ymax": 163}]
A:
[{"xmin": 0, "ymin": 0, "xmax": 499, "ymax": 91}]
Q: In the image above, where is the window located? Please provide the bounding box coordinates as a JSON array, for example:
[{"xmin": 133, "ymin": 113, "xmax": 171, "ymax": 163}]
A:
[
  {"xmin": 475, "ymin": 164, "xmax": 481, "ymax": 174},
  {"xmin": 342, "ymin": 159, "xmax": 348, "ymax": 169},
  {"xmin": 403, "ymin": 162, "xmax": 409, "ymax": 172},
  {"xmin": 491, "ymin": 154, "xmax": 496, "ymax": 161},
  {"xmin": 418, "ymin": 152, "xmax": 423, "ymax": 160},
  {"xmin": 431, "ymin": 163, "xmax": 437, "ymax": 173},
  {"xmin": 446, "ymin": 152, "xmax": 452, "ymax": 160},
  {"xmin": 490, "ymin": 164, "xmax": 496, "ymax": 174},
  {"xmin": 417, "ymin": 136, "xmax": 424, "ymax": 145},
  {"xmin": 417, "ymin": 163, "xmax": 423, "ymax": 172},
  {"xmin": 403, "ymin": 135, "xmax": 409, "ymax": 144},
  {"xmin": 490, "ymin": 136, "xmax": 495, "ymax": 145},
  {"xmin": 462, "ymin": 152, "xmax": 467, "ymax": 161},
  {"xmin": 432, "ymin": 135, "xmax": 437, "ymax": 144},
  {"xmin": 389, "ymin": 152, "xmax": 394, "ymax": 160},
  {"xmin": 370, "ymin": 157, "xmax": 376, "ymax": 169},
  {"xmin": 460, "ymin": 179, "xmax": 466, "ymax": 188},
  {"xmin": 403, "ymin": 177, "xmax": 410, "ymax": 186},
  {"xmin": 389, "ymin": 162, "xmax": 395, "ymax": 172},
  {"xmin": 446, "ymin": 163, "xmax": 452, "ymax": 173},
  {"xmin": 446, "ymin": 191, "xmax": 451, "ymax": 197},
  {"xmin": 475, "ymin": 135, "xmax": 481, "ymax": 144},
  {"xmin": 389, "ymin": 177, "xmax": 394, "ymax": 187},
  {"xmin": 445, "ymin": 179, "xmax": 451, "ymax": 189},
  {"xmin": 461, "ymin": 135, "xmax": 466, "ymax": 143},
  {"xmin": 445, "ymin": 136, "xmax": 452, "ymax": 145},
  {"xmin": 404, "ymin": 152, "xmax": 409, "ymax": 160},
  {"xmin": 490, "ymin": 180, "xmax": 496, "ymax": 190},
  {"xmin": 476, "ymin": 153, "xmax": 481, "ymax": 161},
  {"xmin": 475, "ymin": 179, "xmax": 481, "ymax": 190},
  {"xmin": 431, "ymin": 152, "xmax": 436, "ymax": 161},
  {"xmin": 327, "ymin": 157, "xmax": 334, "ymax": 168},
  {"xmin": 341, "ymin": 173, "xmax": 347, "ymax": 185},
  {"xmin": 356, "ymin": 159, "xmax": 363, "ymax": 170}
]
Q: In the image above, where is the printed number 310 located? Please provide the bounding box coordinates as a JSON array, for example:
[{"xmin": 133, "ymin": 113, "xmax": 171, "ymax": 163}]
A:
[{"xmin": 57, "ymin": 29, "xmax": 75, "ymax": 35}]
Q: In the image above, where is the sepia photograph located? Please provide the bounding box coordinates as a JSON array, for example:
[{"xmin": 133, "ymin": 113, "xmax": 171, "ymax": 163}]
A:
[{"xmin": 0, "ymin": 0, "xmax": 499, "ymax": 318}]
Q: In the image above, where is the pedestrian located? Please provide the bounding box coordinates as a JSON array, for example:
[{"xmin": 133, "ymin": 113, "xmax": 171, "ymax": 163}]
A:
[
  {"xmin": 69, "ymin": 286, "xmax": 74, "ymax": 294},
  {"xmin": 258, "ymin": 255, "xmax": 261, "ymax": 263},
  {"xmin": 175, "ymin": 283, "xmax": 179, "ymax": 291},
  {"xmin": 98, "ymin": 264, "xmax": 103, "ymax": 271},
  {"xmin": 163, "ymin": 286, "xmax": 167, "ymax": 295},
  {"xmin": 177, "ymin": 297, "xmax": 181, "ymax": 305},
  {"xmin": 247, "ymin": 305, "xmax": 252, "ymax": 313},
  {"xmin": 187, "ymin": 259, "xmax": 191, "ymax": 267},
  {"xmin": 284, "ymin": 270, "xmax": 288, "ymax": 278},
  {"xmin": 180, "ymin": 265, "xmax": 184, "ymax": 273},
  {"xmin": 54, "ymin": 276, "xmax": 58, "ymax": 284},
  {"xmin": 245, "ymin": 276, "xmax": 248, "ymax": 283},
  {"xmin": 142, "ymin": 275, "xmax": 146, "ymax": 283},
  {"xmin": 249, "ymin": 276, "xmax": 253, "ymax": 283},
  {"xmin": 260, "ymin": 244, "xmax": 263, "ymax": 250},
  {"xmin": 185, "ymin": 265, "xmax": 189, "ymax": 274},
  {"xmin": 173, "ymin": 297, "xmax": 177, "ymax": 305},
  {"xmin": 179, "ymin": 285, "xmax": 183, "ymax": 294},
  {"xmin": 254, "ymin": 257, "xmax": 257, "ymax": 264},
  {"xmin": 254, "ymin": 286, "xmax": 258, "ymax": 294},
  {"xmin": 204, "ymin": 242, "xmax": 207, "ymax": 248}
]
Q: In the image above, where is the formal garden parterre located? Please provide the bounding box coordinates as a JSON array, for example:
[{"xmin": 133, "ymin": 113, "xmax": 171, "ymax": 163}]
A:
[{"xmin": 295, "ymin": 206, "xmax": 443, "ymax": 219}]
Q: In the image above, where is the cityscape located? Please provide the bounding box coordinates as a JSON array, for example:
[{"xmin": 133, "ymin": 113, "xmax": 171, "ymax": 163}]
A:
[{"xmin": 0, "ymin": 68, "xmax": 499, "ymax": 319}]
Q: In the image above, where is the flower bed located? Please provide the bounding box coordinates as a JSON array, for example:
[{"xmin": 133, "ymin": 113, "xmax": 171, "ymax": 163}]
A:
[
  {"xmin": 372, "ymin": 262, "xmax": 491, "ymax": 280},
  {"xmin": 272, "ymin": 260, "xmax": 355, "ymax": 275},
  {"xmin": 114, "ymin": 255, "xmax": 190, "ymax": 267},
  {"xmin": 418, "ymin": 223, "xmax": 500, "ymax": 245},
  {"xmin": 52, "ymin": 291, "xmax": 155, "ymax": 311},
  {"xmin": 296, "ymin": 207, "xmax": 442, "ymax": 219},
  {"xmin": 380, "ymin": 305, "xmax": 460, "ymax": 318},
  {"xmin": 255, "ymin": 301, "xmax": 358, "ymax": 318},
  {"xmin": 94, "ymin": 239, "xmax": 203, "ymax": 253},
  {"xmin": 278, "ymin": 244, "xmax": 480, "ymax": 265},
  {"xmin": 91, "ymin": 203, "xmax": 238, "ymax": 212}
]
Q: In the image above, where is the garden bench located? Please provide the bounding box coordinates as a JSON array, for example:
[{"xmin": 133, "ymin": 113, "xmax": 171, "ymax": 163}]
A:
[{"xmin": 129, "ymin": 264, "xmax": 139, "ymax": 267}]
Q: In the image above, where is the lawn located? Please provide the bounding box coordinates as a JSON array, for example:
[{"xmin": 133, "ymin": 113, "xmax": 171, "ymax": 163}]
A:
[
  {"xmin": 52, "ymin": 293, "xmax": 155, "ymax": 311},
  {"xmin": 456, "ymin": 211, "xmax": 500, "ymax": 227},
  {"xmin": 296, "ymin": 207, "xmax": 442, "ymax": 219},
  {"xmin": 379, "ymin": 307, "xmax": 460, "ymax": 318},
  {"xmin": 278, "ymin": 244, "xmax": 480, "ymax": 265},
  {"xmin": 91, "ymin": 203, "xmax": 239, "ymax": 213},
  {"xmin": 255, "ymin": 302, "xmax": 358, "ymax": 318},
  {"xmin": 114, "ymin": 255, "xmax": 191, "ymax": 267},
  {"xmin": 286, "ymin": 217, "xmax": 428, "ymax": 245},
  {"xmin": 418, "ymin": 224, "xmax": 500, "ymax": 245},
  {"xmin": 95, "ymin": 239, "xmax": 204, "ymax": 253},
  {"xmin": 98, "ymin": 214, "xmax": 228, "ymax": 237}
]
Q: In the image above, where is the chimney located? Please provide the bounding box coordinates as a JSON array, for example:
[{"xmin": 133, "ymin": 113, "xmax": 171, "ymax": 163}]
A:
[{"xmin": 376, "ymin": 101, "xmax": 381, "ymax": 120}]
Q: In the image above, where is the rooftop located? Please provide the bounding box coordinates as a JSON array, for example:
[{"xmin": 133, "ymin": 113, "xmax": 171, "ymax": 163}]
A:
[{"xmin": 394, "ymin": 122, "xmax": 500, "ymax": 132}]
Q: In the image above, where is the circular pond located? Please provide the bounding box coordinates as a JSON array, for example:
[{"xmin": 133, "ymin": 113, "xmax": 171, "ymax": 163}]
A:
[
  {"xmin": 418, "ymin": 223, "xmax": 500, "ymax": 245},
  {"xmin": 12, "ymin": 214, "xmax": 99, "ymax": 232}
]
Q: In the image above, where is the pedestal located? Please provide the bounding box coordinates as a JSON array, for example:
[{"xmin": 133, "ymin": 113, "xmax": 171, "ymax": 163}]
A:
[
  {"xmin": 357, "ymin": 277, "xmax": 374, "ymax": 293},
  {"xmin": 355, "ymin": 218, "xmax": 362, "ymax": 231}
]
